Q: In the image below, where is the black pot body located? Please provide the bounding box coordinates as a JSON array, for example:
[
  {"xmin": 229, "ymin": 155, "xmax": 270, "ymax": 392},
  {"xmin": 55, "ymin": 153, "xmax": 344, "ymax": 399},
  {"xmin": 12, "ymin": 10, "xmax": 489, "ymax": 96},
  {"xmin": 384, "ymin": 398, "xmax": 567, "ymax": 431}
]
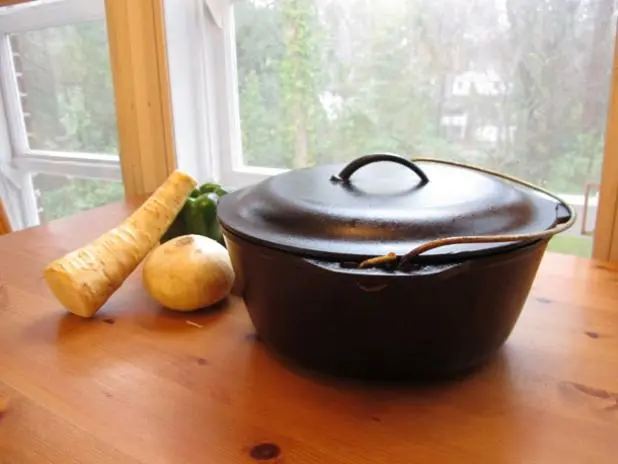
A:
[{"xmin": 224, "ymin": 229, "xmax": 547, "ymax": 381}]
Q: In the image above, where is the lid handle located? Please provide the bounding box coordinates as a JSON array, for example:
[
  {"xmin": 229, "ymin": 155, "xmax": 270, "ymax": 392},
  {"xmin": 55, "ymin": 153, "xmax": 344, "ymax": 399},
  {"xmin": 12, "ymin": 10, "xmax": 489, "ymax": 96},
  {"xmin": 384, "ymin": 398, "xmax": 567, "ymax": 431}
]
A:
[{"xmin": 330, "ymin": 153, "xmax": 429, "ymax": 185}]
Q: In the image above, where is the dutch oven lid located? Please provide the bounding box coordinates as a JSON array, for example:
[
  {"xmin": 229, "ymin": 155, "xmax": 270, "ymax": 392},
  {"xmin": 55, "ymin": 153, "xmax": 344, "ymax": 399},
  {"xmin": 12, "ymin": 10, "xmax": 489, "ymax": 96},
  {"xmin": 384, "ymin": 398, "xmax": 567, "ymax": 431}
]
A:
[{"xmin": 217, "ymin": 153, "xmax": 574, "ymax": 264}]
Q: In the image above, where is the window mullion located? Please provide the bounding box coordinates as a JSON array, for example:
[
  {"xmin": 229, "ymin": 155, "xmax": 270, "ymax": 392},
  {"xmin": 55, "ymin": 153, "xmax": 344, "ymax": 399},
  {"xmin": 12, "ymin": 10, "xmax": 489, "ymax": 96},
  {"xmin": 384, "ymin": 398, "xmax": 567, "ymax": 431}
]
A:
[
  {"xmin": 0, "ymin": 33, "xmax": 28, "ymax": 155},
  {"xmin": 209, "ymin": 2, "xmax": 249, "ymax": 186},
  {"xmin": 13, "ymin": 152, "xmax": 122, "ymax": 181},
  {"xmin": 164, "ymin": 0, "xmax": 261, "ymax": 188},
  {"xmin": 18, "ymin": 169, "xmax": 38, "ymax": 227},
  {"xmin": 0, "ymin": 29, "xmax": 31, "ymax": 228},
  {"xmin": 163, "ymin": 0, "xmax": 223, "ymax": 184}
]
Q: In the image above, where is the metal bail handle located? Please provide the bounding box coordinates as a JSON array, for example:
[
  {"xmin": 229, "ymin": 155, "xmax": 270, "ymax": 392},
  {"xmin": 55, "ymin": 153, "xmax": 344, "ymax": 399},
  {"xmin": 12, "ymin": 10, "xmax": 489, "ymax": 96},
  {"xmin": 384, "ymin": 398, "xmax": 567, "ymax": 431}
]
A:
[
  {"xmin": 349, "ymin": 156, "xmax": 577, "ymax": 270},
  {"xmin": 394, "ymin": 158, "xmax": 577, "ymax": 269},
  {"xmin": 330, "ymin": 153, "xmax": 430, "ymax": 185}
]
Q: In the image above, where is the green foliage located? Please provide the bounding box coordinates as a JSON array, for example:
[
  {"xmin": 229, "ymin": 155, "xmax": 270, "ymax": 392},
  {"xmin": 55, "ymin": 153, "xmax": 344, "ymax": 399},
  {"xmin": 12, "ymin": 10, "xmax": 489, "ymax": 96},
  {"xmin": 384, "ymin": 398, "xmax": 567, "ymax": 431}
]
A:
[
  {"xmin": 545, "ymin": 132, "xmax": 605, "ymax": 193},
  {"xmin": 36, "ymin": 175, "xmax": 124, "ymax": 222},
  {"xmin": 14, "ymin": 21, "xmax": 118, "ymax": 154},
  {"xmin": 235, "ymin": 2, "xmax": 287, "ymax": 167},
  {"xmin": 547, "ymin": 235, "xmax": 594, "ymax": 258},
  {"xmin": 12, "ymin": 21, "xmax": 121, "ymax": 222},
  {"xmin": 234, "ymin": 0, "xmax": 615, "ymax": 196}
]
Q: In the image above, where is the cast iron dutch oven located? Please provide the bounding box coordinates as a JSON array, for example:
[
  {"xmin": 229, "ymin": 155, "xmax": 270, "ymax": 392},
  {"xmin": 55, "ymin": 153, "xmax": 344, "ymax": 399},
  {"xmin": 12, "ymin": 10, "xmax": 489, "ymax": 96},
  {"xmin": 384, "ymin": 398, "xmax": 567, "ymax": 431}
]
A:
[{"xmin": 217, "ymin": 153, "xmax": 575, "ymax": 380}]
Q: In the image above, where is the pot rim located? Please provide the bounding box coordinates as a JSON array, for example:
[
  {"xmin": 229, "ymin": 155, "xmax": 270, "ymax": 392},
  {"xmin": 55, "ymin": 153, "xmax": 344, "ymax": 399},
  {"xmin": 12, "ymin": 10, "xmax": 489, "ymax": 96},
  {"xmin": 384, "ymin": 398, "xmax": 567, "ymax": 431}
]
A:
[
  {"xmin": 220, "ymin": 220, "xmax": 552, "ymax": 273},
  {"xmin": 218, "ymin": 154, "xmax": 576, "ymax": 270}
]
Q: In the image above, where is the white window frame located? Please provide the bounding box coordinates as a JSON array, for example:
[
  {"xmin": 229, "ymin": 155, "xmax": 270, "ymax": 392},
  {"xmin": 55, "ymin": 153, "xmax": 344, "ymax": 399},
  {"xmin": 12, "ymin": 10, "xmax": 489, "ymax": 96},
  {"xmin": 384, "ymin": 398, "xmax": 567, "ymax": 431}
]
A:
[
  {"xmin": 164, "ymin": 0, "xmax": 285, "ymax": 190},
  {"xmin": 0, "ymin": 0, "xmax": 120, "ymax": 229}
]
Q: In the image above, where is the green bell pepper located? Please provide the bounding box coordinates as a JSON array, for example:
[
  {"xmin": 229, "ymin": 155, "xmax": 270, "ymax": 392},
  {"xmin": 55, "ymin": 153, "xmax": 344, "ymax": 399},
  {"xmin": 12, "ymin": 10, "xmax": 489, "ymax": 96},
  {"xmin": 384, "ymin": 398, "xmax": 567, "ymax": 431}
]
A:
[{"xmin": 161, "ymin": 182, "xmax": 228, "ymax": 245}]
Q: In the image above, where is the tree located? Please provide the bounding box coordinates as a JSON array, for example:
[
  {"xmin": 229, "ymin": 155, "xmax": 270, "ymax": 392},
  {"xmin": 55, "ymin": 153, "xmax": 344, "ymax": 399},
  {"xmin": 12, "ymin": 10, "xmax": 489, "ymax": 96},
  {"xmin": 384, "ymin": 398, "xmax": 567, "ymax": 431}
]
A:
[
  {"xmin": 235, "ymin": 0, "xmax": 617, "ymax": 194},
  {"xmin": 13, "ymin": 0, "xmax": 618, "ymax": 226},
  {"xmin": 12, "ymin": 20, "xmax": 123, "ymax": 222}
]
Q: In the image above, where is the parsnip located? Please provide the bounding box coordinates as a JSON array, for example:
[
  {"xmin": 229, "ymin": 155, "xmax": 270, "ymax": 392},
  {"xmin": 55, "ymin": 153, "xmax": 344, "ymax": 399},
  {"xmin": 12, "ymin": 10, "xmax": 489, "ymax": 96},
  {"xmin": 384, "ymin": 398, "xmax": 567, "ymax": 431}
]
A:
[{"xmin": 44, "ymin": 170, "xmax": 197, "ymax": 318}]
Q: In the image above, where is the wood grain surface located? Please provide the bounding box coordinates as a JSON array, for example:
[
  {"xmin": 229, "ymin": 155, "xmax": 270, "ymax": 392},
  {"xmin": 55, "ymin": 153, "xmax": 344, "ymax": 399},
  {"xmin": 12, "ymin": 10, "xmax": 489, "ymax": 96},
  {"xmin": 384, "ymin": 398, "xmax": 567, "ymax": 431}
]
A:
[{"xmin": 1, "ymin": 199, "xmax": 617, "ymax": 463}]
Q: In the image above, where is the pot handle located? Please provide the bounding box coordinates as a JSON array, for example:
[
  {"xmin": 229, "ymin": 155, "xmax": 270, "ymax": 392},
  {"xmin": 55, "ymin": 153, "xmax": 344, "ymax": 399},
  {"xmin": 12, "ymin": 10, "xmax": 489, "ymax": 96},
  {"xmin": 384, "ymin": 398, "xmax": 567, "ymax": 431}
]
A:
[
  {"xmin": 330, "ymin": 153, "xmax": 429, "ymax": 185},
  {"xmin": 396, "ymin": 158, "xmax": 577, "ymax": 269}
]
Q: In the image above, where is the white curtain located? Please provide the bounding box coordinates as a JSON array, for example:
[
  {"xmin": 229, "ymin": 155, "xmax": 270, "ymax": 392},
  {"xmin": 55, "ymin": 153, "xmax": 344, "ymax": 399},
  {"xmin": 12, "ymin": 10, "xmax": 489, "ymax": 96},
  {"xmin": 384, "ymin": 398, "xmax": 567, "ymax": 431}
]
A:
[{"xmin": 204, "ymin": 0, "xmax": 224, "ymax": 28}]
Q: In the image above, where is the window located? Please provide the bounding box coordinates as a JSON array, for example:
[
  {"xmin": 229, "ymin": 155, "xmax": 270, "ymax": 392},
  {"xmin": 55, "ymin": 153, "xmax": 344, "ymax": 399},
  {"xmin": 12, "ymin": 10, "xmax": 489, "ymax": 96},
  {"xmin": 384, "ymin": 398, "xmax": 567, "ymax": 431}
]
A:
[
  {"xmin": 170, "ymin": 0, "xmax": 617, "ymax": 258},
  {"xmin": 0, "ymin": 0, "xmax": 121, "ymax": 230},
  {"xmin": 33, "ymin": 173, "xmax": 123, "ymax": 223},
  {"xmin": 10, "ymin": 21, "xmax": 117, "ymax": 154}
]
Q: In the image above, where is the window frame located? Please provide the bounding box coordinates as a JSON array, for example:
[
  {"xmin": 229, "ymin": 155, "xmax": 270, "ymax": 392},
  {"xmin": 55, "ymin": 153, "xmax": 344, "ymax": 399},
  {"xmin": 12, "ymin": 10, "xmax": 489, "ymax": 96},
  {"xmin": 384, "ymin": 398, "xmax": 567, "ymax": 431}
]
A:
[
  {"xmin": 593, "ymin": 30, "xmax": 618, "ymax": 262},
  {"xmin": 104, "ymin": 0, "xmax": 176, "ymax": 198},
  {"xmin": 0, "ymin": 0, "xmax": 119, "ymax": 228},
  {"xmin": 210, "ymin": 2, "xmax": 286, "ymax": 188},
  {"xmin": 0, "ymin": 0, "xmax": 175, "ymax": 230},
  {"xmin": 164, "ymin": 0, "xmax": 284, "ymax": 189}
]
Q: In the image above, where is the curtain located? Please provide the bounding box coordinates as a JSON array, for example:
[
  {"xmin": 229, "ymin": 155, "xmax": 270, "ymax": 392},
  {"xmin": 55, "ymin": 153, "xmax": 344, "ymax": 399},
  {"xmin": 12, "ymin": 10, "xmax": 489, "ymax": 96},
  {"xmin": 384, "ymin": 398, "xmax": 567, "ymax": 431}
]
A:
[{"xmin": 203, "ymin": 0, "xmax": 224, "ymax": 28}]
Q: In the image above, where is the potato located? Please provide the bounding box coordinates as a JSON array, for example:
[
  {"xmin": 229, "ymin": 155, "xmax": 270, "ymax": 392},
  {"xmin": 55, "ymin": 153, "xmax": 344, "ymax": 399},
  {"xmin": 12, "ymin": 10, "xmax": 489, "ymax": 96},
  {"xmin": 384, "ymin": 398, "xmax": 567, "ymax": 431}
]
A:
[{"xmin": 142, "ymin": 234, "xmax": 235, "ymax": 311}]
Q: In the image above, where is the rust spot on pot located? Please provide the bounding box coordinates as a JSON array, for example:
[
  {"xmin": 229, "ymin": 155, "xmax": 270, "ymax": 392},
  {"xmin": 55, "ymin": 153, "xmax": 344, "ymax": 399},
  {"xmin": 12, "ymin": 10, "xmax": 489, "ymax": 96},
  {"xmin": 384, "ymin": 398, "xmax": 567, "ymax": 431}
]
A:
[
  {"xmin": 102, "ymin": 318, "xmax": 115, "ymax": 325},
  {"xmin": 585, "ymin": 331, "xmax": 599, "ymax": 339},
  {"xmin": 359, "ymin": 252, "xmax": 397, "ymax": 269},
  {"xmin": 535, "ymin": 297, "xmax": 552, "ymax": 304},
  {"xmin": 249, "ymin": 443, "xmax": 281, "ymax": 461},
  {"xmin": 357, "ymin": 282, "xmax": 388, "ymax": 292}
]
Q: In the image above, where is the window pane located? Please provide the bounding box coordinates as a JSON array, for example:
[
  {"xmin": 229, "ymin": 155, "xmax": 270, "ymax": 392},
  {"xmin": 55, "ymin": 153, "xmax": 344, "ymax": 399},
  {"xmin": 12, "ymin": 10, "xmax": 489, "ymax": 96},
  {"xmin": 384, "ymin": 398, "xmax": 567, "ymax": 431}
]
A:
[
  {"xmin": 233, "ymin": 0, "xmax": 617, "ymax": 258},
  {"xmin": 33, "ymin": 173, "xmax": 124, "ymax": 223},
  {"xmin": 10, "ymin": 20, "xmax": 118, "ymax": 154}
]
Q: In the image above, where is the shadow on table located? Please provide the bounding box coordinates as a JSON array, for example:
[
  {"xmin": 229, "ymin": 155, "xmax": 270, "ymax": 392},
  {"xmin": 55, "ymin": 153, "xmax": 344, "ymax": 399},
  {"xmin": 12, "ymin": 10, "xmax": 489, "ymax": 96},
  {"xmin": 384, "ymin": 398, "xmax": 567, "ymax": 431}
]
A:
[
  {"xmin": 236, "ymin": 338, "xmax": 529, "ymax": 462},
  {"xmin": 133, "ymin": 297, "xmax": 231, "ymax": 334},
  {"xmin": 47, "ymin": 292, "xmax": 232, "ymax": 340}
]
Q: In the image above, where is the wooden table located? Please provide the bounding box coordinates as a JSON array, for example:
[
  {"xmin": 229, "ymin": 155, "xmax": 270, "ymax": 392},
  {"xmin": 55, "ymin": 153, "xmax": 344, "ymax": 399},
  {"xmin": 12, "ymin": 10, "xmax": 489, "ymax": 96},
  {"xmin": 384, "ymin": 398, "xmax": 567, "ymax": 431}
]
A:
[{"xmin": 1, "ymin": 199, "xmax": 617, "ymax": 464}]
